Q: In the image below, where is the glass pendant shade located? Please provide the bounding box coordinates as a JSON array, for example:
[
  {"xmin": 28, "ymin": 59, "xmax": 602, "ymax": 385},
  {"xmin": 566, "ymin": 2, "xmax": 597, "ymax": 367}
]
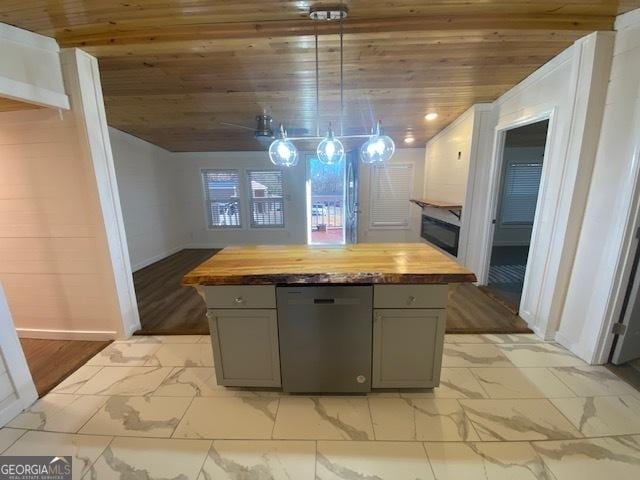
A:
[
  {"xmin": 360, "ymin": 121, "xmax": 395, "ymax": 164},
  {"xmin": 317, "ymin": 124, "xmax": 345, "ymax": 165},
  {"xmin": 268, "ymin": 125, "xmax": 298, "ymax": 167}
]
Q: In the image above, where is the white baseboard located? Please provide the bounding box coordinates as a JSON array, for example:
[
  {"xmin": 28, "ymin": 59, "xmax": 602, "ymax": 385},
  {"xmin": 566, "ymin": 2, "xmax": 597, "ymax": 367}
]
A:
[
  {"xmin": 0, "ymin": 397, "xmax": 29, "ymax": 427},
  {"xmin": 131, "ymin": 244, "xmax": 188, "ymax": 272},
  {"xmin": 16, "ymin": 328, "xmax": 118, "ymax": 341},
  {"xmin": 554, "ymin": 331, "xmax": 598, "ymax": 365},
  {"xmin": 184, "ymin": 243, "xmax": 231, "ymax": 249}
]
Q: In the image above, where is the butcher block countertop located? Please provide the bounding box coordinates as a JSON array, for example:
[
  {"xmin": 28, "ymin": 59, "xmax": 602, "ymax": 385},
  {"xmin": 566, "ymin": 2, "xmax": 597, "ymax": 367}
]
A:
[{"xmin": 182, "ymin": 243, "xmax": 477, "ymax": 286}]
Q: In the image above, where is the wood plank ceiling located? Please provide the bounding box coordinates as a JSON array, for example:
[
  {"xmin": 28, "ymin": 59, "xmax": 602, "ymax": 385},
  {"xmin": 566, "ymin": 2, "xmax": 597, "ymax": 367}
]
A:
[{"xmin": 2, "ymin": 1, "xmax": 638, "ymax": 151}]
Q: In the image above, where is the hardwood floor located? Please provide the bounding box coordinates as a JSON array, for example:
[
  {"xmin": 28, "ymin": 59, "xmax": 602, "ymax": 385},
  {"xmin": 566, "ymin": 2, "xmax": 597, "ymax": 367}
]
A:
[
  {"xmin": 447, "ymin": 283, "xmax": 531, "ymax": 334},
  {"xmin": 133, "ymin": 248, "xmax": 218, "ymax": 335},
  {"xmin": 133, "ymin": 248, "xmax": 530, "ymax": 335},
  {"xmin": 19, "ymin": 338, "xmax": 112, "ymax": 397}
]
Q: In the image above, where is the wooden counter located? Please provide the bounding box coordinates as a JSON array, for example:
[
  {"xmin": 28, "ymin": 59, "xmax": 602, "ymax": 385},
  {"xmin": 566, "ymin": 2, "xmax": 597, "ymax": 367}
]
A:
[{"xmin": 182, "ymin": 243, "xmax": 476, "ymax": 286}]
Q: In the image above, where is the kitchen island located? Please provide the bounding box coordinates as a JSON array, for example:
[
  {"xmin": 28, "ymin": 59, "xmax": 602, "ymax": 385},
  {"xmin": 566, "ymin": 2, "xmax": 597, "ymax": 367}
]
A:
[{"xmin": 183, "ymin": 243, "xmax": 476, "ymax": 393}]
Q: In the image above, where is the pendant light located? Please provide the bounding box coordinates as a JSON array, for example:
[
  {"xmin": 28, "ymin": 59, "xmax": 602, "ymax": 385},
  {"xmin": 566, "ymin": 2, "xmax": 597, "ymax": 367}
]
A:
[
  {"xmin": 268, "ymin": 124, "xmax": 298, "ymax": 167},
  {"xmin": 360, "ymin": 120, "xmax": 395, "ymax": 164},
  {"xmin": 317, "ymin": 123, "xmax": 345, "ymax": 165}
]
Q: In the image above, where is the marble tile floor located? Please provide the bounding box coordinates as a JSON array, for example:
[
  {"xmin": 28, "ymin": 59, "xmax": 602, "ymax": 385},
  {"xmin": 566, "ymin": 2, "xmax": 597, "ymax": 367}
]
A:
[{"xmin": 1, "ymin": 333, "xmax": 640, "ymax": 479}]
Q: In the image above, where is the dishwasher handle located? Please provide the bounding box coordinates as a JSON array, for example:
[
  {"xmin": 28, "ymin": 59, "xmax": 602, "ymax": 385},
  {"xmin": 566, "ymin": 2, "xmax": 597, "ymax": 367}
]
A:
[{"xmin": 287, "ymin": 297, "xmax": 361, "ymax": 306}]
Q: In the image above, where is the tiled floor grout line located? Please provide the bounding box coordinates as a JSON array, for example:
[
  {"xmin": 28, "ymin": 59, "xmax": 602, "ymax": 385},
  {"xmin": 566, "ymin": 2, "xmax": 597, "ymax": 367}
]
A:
[
  {"xmin": 456, "ymin": 398, "xmax": 483, "ymax": 441},
  {"xmin": 83, "ymin": 434, "xmax": 116, "ymax": 480},
  {"xmin": 466, "ymin": 368, "xmax": 495, "ymax": 398},
  {"xmin": 365, "ymin": 397, "xmax": 376, "ymax": 440},
  {"xmin": 4, "ymin": 425, "xmax": 640, "ymax": 443},
  {"xmin": 193, "ymin": 438, "xmax": 214, "ymax": 480},
  {"xmin": 170, "ymin": 394, "xmax": 198, "ymax": 439},
  {"xmin": 269, "ymin": 397, "xmax": 281, "ymax": 439},
  {"xmin": 420, "ymin": 440, "xmax": 438, "ymax": 479},
  {"xmin": 545, "ymin": 366, "xmax": 585, "ymax": 396},
  {"xmin": 0, "ymin": 428, "xmax": 27, "ymax": 454},
  {"xmin": 539, "ymin": 397, "xmax": 586, "ymax": 439},
  {"xmin": 72, "ymin": 395, "xmax": 110, "ymax": 435}
]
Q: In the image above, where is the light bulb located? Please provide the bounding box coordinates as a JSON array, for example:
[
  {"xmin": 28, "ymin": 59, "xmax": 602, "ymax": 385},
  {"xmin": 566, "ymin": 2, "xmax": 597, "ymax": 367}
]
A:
[
  {"xmin": 360, "ymin": 121, "xmax": 395, "ymax": 164},
  {"xmin": 317, "ymin": 124, "xmax": 345, "ymax": 165},
  {"xmin": 268, "ymin": 124, "xmax": 298, "ymax": 167}
]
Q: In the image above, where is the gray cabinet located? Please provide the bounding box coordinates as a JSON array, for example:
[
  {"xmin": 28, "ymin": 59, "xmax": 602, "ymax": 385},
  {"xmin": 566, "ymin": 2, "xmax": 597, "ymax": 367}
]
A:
[
  {"xmin": 372, "ymin": 309, "xmax": 446, "ymax": 388},
  {"xmin": 207, "ymin": 309, "xmax": 281, "ymax": 387}
]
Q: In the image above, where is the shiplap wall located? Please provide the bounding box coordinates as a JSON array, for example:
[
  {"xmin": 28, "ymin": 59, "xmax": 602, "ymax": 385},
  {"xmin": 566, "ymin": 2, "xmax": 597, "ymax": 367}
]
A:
[
  {"xmin": 0, "ymin": 23, "xmax": 68, "ymax": 109},
  {"xmin": 0, "ymin": 108, "xmax": 127, "ymax": 338},
  {"xmin": 110, "ymin": 127, "xmax": 190, "ymax": 270},
  {"xmin": 559, "ymin": 10, "xmax": 640, "ymax": 362}
]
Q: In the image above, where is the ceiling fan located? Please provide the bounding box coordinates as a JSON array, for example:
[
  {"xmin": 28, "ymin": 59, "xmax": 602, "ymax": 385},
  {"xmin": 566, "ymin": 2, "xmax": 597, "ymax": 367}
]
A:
[{"xmin": 220, "ymin": 114, "xmax": 309, "ymax": 146}]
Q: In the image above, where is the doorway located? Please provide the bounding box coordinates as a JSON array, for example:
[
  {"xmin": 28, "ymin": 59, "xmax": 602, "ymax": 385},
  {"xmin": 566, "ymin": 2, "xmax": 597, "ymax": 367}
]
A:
[
  {"xmin": 484, "ymin": 120, "xmax": 549, "ymax": 312},
  {"xmin": 306, "ymin": 152, "xmax": 358, "ymax": 245}
]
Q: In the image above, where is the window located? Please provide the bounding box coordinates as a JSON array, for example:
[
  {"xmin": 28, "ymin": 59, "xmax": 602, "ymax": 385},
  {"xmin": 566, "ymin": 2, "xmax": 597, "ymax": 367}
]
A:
[
  {"xmin": 247, "ymin": 170, "xmax": 284, "ymax": 228},
  {"xmin": 500, "ymin": 162, "xmax": 543, "ymax": 225},
  {"xmin": 202, "ymin": 170, "xmax": 242, "ymax": 228},
  {"xmin": 370, "ymin": 163, "xmax": 414, "ymax": 228}
]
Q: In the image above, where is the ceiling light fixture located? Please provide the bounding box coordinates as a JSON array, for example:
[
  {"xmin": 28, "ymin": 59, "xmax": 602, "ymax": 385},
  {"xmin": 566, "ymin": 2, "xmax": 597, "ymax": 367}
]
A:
[
  {"xmin": 268, "ymin": 124, "xmax": 298, "ymax": 167},
  {"xmin": 360, "ymin": 121, "xmax": 395, "ymax": 164},
  {"xmin": 268, "ymin": 5, "xmax": 396, "ymax": 166},
  {"xmin": 404, "ymin": 136, "xmax": 415, "ymax": 145},
  {"xmin": 425, "ymin": 112, "xmax": 438, "ymax": 121},
  {"xmin": 317, "ymin": 122, "xmax": 345, "ymax": 164}
]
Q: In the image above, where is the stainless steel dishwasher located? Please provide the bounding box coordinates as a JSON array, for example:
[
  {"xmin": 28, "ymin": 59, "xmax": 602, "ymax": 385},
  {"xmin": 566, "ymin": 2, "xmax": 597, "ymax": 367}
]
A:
[{"xmin": 276, "ymin": 285, "xmax": 373, "ymax": 393}]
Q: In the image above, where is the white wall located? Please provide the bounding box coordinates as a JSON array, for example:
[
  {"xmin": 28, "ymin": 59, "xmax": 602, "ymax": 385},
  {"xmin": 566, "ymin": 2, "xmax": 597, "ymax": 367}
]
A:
[
  {"xmin": 174, "ymin": 151, "xmax": 307, "ymax": 247},
  {"xmin": 421, "ymin": 106, "xmax": 477, "ymax": 259},
  {"xmin": 358, "ymin": 149, "xmax": 426, "ymax": 243},
  {"xmin": 110, "ymin": 128, "xmax": 190, "ymax": 270},
  {"xmin": 0, "ymin": 23, "xmax": 68, "ymax": 109},
  {"xmin": 559, "ymin": 10, "xmax": 640, "ymax": 362},
  {"xmin": 111, "ymin": 148, "xmax": 426, "ymax": 253},
  {"xmin": 0, "ymin": 38, "xmax": 139, "ymax": 339},
  {"xmin": 424, "ymin": 107, "xmax": 475, "ymax": 210},
  {"xmin": 461, "ymin": 32, "xmax": 613, "ymax": 342}
]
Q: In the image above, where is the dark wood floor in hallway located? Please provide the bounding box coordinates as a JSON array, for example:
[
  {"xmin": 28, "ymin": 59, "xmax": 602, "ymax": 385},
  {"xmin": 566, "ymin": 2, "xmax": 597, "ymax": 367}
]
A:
[
  {"xmin": 20, "ymin": 338, "xmax": 112, "ymax": 396},
  {"xmin": 133, "ymin": 248, "xmax": 531, "ymax": 335}
]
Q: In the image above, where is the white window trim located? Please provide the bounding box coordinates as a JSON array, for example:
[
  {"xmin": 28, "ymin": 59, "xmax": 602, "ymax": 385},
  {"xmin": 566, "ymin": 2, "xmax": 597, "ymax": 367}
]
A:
[
  {"xmin": 246, "ymin": 169, "xmax": 286, "ymax": 229},
  {"xmin": 369, "ymin": 162, "xmax": 414, "ymax": 230},
  {"xmin": 201, "ymin": 168, "xmax": 244, "ymax": 230}
]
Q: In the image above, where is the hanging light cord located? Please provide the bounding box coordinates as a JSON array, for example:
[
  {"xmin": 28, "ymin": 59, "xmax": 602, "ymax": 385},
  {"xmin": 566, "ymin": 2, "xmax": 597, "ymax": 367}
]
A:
[
  {"xmin": 315, "ymin": 21, "xmax": 320, "ymax": 138},
  {"xmin": 339, "ymin": 6, "xmax": 344, "ymax": 137}
]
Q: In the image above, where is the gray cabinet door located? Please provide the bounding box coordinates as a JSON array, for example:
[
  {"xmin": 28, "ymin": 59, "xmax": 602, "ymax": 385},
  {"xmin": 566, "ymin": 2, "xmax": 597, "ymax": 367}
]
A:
[
  {"xmin": 372, "ymin": 309, "xmax": 446, "ymax": 388},
  {"xmin": 207, "ymin": 309, "xmax": 281, "ymax": 387}
]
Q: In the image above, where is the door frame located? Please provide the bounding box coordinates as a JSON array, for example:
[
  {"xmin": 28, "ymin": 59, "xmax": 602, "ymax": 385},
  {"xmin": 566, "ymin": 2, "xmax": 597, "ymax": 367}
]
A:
[
  {"xmin": 305, "ymin": 153, "xmax": 347, "ymax": 245},
  {"xmin": 478, "ymin": 109, "xmax": 556, "ymax": 319},
  {"xmin": 593, "ymin": 139, "xmax": 640, "ymax": 364},
  {"xmin": 0, "ymin": 283, "xmax": 37, "ymax": 426}
]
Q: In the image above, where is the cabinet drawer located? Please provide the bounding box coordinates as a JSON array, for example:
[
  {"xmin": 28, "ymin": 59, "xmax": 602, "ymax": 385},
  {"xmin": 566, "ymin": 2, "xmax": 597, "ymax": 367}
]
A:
[
  {"xmin": 203, "ymin": 285, "xmax": 276, "ymax": 309},
  {"xmin": 373, "ymin": 284, "xmax": 447, "ymax": 309}
]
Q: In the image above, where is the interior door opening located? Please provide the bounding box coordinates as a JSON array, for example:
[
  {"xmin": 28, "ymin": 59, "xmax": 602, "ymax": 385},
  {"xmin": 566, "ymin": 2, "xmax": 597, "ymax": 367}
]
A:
[
  {"xmin": 306, "ymin": 154, "xmax": 346, "ymax": 245},
  {"xmin": 484, "ymin": 119, "xmax": 549, "ymax": 312}
]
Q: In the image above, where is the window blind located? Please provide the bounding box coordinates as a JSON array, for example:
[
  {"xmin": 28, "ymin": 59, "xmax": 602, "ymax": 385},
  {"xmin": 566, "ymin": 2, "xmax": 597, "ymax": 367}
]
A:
[
  {"xmin": 202, "ymin": 169, "xmax": 242, "ymax": 228},
  {"xmin": 247, "ymin": 170, "xmax": 284, "ymax": 228},
  {"xmin": 500, "ymin": 162, "xmax": 543, "ymax": 225},
  {"xmin": 370, "ymin": 163, "xmax": 414, "ymax": 228}
]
